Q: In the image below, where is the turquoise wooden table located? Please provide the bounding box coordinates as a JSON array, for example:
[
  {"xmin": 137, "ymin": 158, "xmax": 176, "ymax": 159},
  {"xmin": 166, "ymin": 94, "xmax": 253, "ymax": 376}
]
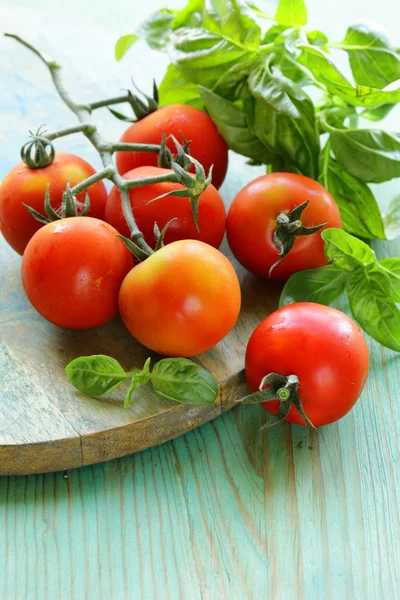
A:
[{"xmin": 1, "ymin": 1, "xmax": 400, "ymax": 598}]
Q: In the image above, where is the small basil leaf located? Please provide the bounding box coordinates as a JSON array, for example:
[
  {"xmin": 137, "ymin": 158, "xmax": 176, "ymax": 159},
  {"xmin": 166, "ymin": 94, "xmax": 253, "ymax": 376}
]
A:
[
  {"xmin": 347, "ymin": 264, "xmax": 400, "ymax": 352},
  {"xmin": 115, "ymin": 34, "xmax": 139, "ymax": 61},
  {"xmin": 330, "ymin": 128, "xmax": 400, "ymax": 184},
  {"xmin": 65, "ymin": 355, "xmax": 129, "ymax": 397},
  {"xmin": 199, "ymin": 86, "xmax": 273, "ymax": 162},
  {"xmin": 319, "ymin": 146, "xmax": 386, "ymax": 240},
  {"xmin": 322, "ymin": 228, "xmax": 376, "ymax": 271},
  {"xmin": 360, "ymin": 104, "xmax": 394, "ymax": 122},
  {"xmin": 171, "ymin": 0, "xmax": 204, "ymax": 30},
  {"xmin": 115, "ymin": 9, "xmax": 176, "ymax": 59},
  {"xmin": 158, "ymin": 64, "xmax": 203, "ymax": 108},
  {"xmin": 279, "ymin": 265, "xmax": 347, "ymax": 307},
  {"xmin": 151, "ymin": 358, "xmax": 218, "ymax": 404},
  {"xmin": 339, "ymin": 22, "xmax": 400, "ymax": 88},
  {"xmin": 275, "ymin": 0, "xmax": 307, "ymax": 27},
  {"xmin": 378, "ymin": 258, "xmax": 400, "ymax": 301},
  {"xmin": 306, "ymin": 29, "xmax": 328, "ymax": 49},
  {"xmin": 383, "ymin": 195, "xmax": 400, "ymax": 240}
]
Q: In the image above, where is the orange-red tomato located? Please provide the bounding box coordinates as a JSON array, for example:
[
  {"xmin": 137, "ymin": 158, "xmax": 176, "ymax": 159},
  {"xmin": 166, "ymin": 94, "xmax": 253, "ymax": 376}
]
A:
[
  {"xmin": 105, "ymin": 166, "xmax": 226, "ymax": 249},
  {"xmin": 119, "ymin": 240, "xmax": 241, "ymax": 357},
  {"xmin": 0, "ymin": 153, "xmax": 108, "ymax": 255},
  {"xmin": 227, "ymin": 173, "xmax": 342, "ymax": 281},
  {"xmin": 115, "ymin": 104, "xmax": 229, "ymax": 189},
  {"xmin": 22, "ymin": 217, "xmax": 133, "ymax": 330},
  {"xmin": 245, "ymin": 303, "xmax": 369, "ymax": 427}
]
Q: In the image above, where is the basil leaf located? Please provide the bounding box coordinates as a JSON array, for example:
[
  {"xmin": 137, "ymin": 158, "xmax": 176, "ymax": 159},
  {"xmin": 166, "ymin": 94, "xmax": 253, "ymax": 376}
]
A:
[
  {"xmin": 298, "ymin": 44, "xmax": 400, "ymax": 107},
  {"xmin": 339, "ymin": 22, "xmax": 400, "ymax": 88},
  {"xmin": 158, "ymin": 64, "xmax": 203, "ymax": 108},
  {"xmin": 171, "ymin": 0, "xmax": 205, "ymax": 30},
  {"xmin": 279, "ymin": 265, "xmax": 347, "ymax": 307},
  {"xmin": 168, "ymin": 27, "xmax": 253, "ymax": 88},
  {"xmin": 378, "ymin": 258, "xmax": 400, "ymax": 301},
  {"xmin": 116, "ymin": 9, "xmax": 176, "ymax": 59},
  {"xmin": 319, "ymin": 146, "xmax": 386, "ymax": 240},
  {"xmin": 347, "ymin": 264, "xmax": 400, "ymax": 352},
  {"xmin": 65, "ymin": 355, "xmax": 129, "ymax": 397},
  {"xmin": 322, "ymin": 228, "xmax": 376, "ymax": 271},
  {"xmin": 262, "ymin": 24, "xmax": 288, "ymax": 44},
  {"xmin": 306, "ymin": 29, "xmax": 328, "ymax": 49},
  {"xmin": 275, "ymin": 0, "xmax": 307, "ymax": 27},
  {"xmin": 383, "ymin": 195, "xmax": 400, "ymax": 240},
  {"xmin": 203, "ymin": 0, "xmax": 261, "ymax": 51},
  {"xmin": 200, "ymin": 86, "xmax": 273, "ymax": 162},
  {"xmin": 330, "ymin": 128, "xmax": 400, "ymax": 183},
  {"xmin": 360, "ymin": 104, "xmax": 394, "ymax": 122},
  {"xmin": 213, "ymin": 58, "xmax": 256, "ymax": 100},
  {"xmin": 151, "ymin": 358, "xmax": 218, "ymax": 404},
  {"xmin": 249, "ymin": 92, "xmax": 320, "ymax": 178}
]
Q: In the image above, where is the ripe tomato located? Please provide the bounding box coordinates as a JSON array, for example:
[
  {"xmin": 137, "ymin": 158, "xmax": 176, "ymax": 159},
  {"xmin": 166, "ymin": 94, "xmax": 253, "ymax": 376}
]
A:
[
  {"xmin": 105, "ymin": 166, "xmax": 226, "ymax": 249},
  {"xmin": 119, "ymin": 240, "xmax": 241, "ymax": 357},
  {"xmin": 227, "ymin": 173, "xmax": 342, "ymax": 281},
  {"xmin": 245, "ymin": 303, "xmax": 369, "ymax": 427},
  {"xmin": 115, "ymin": 104, "xmax": 229, "ymax": 189},
  {"xmin": 22, "ymin": 217, "xmax": 133, "ymax": 330},
  {"xmin": 0, "ymin": 153, "xmax": 108, "ymax": 255}
]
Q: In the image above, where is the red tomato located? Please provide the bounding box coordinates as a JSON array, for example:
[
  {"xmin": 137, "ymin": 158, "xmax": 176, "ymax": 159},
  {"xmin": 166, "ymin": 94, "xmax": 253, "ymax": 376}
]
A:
[
  {"xmin": 22, "ymin": 217, "xmax": 133, "ymax": 330},
  {"xmin": 0, "ymin": 152, "xmax": 108, "ymax": 255},
  {"xmin": 245, "ymin": 303, "xmax": 369, "ymax": 427},
  {"xmin": 105, "ymin": 166, "xmax": 226, "ymax": 249},
  {"xmin": 227, "ymin": 173, "xmax": 342, "ymax": 281},
  {"xmin": 119, "ymin": 240, "xmax": 241, "ymax": 357},
  {"xmin": 115, "ymin": 104, "xmax": 228, "ymax": 189}
]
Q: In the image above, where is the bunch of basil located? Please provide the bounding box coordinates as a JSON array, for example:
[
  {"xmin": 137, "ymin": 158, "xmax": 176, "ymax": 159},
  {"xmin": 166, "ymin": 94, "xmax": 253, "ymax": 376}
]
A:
[{"xmin": 116, "ymin": 0, "xmax": 400, "ymax": 351}]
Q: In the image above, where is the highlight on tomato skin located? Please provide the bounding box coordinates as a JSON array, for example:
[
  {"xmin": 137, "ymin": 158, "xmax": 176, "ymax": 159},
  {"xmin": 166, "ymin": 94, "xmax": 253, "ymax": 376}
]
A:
[
  {"xmin": 226, "ymin": 173, "xmax": 343, "ymax": 281},
  {"xmin": 105, "ymin": 166, "xmax": 226, "ymax": 250},
  {"xmin": 21, "ymin": 217, "xmax": 133, "ymax": 330},
  {"xmin": 115, "ymin": 104, "xmax": 229, "ymax": 189},
  {"xmin": 245, "ymin": 302, "xmax": 369, "ymax": 427},
  {"xmin": 0, "ymin": 153, "xmax": 108, "ymax": 255},
  {"xmin": 118, "ymin": 239, "xmax": 242, "ymax": 357}
]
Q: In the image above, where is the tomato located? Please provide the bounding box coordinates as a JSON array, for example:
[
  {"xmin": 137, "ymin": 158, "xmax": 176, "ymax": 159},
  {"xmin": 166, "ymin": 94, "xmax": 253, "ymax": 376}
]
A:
[
  {"xmin": 22, "ymin": 217, "xmax": 133, "ymax": 330},
  {"xmin": 227, "ymin": 173, "xmax": 342, "ymax": 281},
  {"xmin": 119, "ymin": 240, "xmax": 241, "ymax": 357},
  {"xmin": 0, "ymin": 153, "xmax": 108, "ymax": 255},
  {"xmin": 115, "ymin": 104, "xmax": 229, "ymax": 189},
  {"xmin": 245, "ymin": 303, "xmax": 369, "ymax": 427},
  {"xmin": 105, "ymin": 166, "xmax": 226, "ymax": 249}
]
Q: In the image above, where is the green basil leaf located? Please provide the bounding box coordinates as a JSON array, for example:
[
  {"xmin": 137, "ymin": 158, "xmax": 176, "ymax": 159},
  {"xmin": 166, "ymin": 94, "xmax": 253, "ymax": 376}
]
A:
[
  {"xmin": 65, "ymin": 355, "xmax": 129, "ymax": 397},
  {"xmin": 383, "ymin": 195, "xmax": 400, "ymax": 240},
  {"xmin": 116, "ymin": 9, "xmax": 176, "ymax": 59},
  {"xmin": 339, "ymin": 22, "xmax": 400, "ymax": 88},
  {"xmin": 275, "ymin": 0, "xmax": 307, "ymax": 27},
  {"xmin": 279, "ymin": 265, "xmax": 347, "ymax": 307},
  {"xmin": 298, "ymin": 44, "xmax": 400, "ymax": 107},
  {"xmin": 200, "ymin": 86, "xmax": 273, "ymax": 162},
  {"xmin": 248, "ymin": 91, "xmax": 320, "ymax": 178},
  {"xmin": 306, "ymin": 29, "xmax": 329, "ymax": 49},
  {"xmin": 171, "ymin": 0, "xmax": 205, "ymax": 30},
  {"xmin": 347, "ymin": 263, "xmax": 400, "ymax": 352},
  {"xmin": 158, "ymin": 64, "xmax": 203, "ymax": 108},
  {"xmin": 378, "ymin": 258, "xmax": 400, "ymax": 301},
  {"xmin": 330, "ymin": 128, "xmax": 400, "ymax": 183},
  {"xmin": 203, "ymin": 0, "xmax": 261, "ymax": 51},
  {"xmin": 319, "ymin": 146, "xmax": 386, "ymax": 240},
  {"xmin": 262, "ymin": 24, "xmax": 288, "ymax": 44},
  {"xmin": 151, "ymin": 358, "xmax": 218, "ymax": 404},
  {"xmin": 322, "ymin": 228, "xmax": 376, "ymax": 271},
  {"xmin": 360, "ymin": 104, "xmax": 394, "ymax": 122},
  {"xmin": 213, "ymin": 58, "xmax": 256, "ymax": 100},
  {"xmin": 168, "ymin": 27, "xmax": 253, "ymax": 88}
]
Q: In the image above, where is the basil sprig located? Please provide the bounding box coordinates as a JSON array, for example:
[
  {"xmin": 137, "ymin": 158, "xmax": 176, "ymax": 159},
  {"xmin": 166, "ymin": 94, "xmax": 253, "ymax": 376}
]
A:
[
  {"xmin": 280, "ymin": 228, "xmax": 400, "ymax": 352},
  {"xmin": 65, "ymin": 355, "xmax": 218, "ymax": 408},
  {"xmin": 116, "ymin": 0, "xmax": 400, "ymax": 242}
]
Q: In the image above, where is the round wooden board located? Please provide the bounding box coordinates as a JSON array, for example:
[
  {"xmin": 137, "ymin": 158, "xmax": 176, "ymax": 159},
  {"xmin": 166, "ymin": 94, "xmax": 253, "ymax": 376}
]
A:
[{"xmin": 0, "ymin": 9, "xmax": 282, "ymax": 475}]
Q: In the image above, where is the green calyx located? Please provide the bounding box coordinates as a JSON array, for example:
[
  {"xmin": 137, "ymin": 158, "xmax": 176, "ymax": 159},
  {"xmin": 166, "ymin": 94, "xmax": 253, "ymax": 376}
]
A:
[
  {"xmin": 269, "ymin": 200, "xmax": 327, "ymax": 277},
  {"xmin": 239, "ymin": 372, "xmax": 316, "ymax": 430},
  {"xmin": 20, "ymin": 126, "xmax": 55, "ymax": 169},
  {"xmin": 23, "ymin": 182, "xmax": 90, "ymax": 224},
  {"xmin": 108, "ymin": 80, "xmax": 159, "ymax": 123}
]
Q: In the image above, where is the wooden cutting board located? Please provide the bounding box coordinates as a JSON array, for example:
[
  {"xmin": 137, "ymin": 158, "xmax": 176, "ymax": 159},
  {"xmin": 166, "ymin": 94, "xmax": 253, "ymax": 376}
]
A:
[{"xmin": 0, "ymin": 10, "xmax": 284, "ymax": 475}]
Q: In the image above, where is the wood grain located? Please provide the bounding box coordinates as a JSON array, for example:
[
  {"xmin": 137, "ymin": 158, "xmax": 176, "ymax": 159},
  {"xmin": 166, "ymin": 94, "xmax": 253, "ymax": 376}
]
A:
[{"xmin": 1, "ymin": 4, "xmax": 400, "ymax": 599}]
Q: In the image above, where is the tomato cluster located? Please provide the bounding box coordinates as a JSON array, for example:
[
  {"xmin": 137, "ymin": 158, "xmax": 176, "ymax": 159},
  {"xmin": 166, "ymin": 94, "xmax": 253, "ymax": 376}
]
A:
[{"xmin": 0, "ymin": 101, "xmax": 368, "ymax": 428}]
